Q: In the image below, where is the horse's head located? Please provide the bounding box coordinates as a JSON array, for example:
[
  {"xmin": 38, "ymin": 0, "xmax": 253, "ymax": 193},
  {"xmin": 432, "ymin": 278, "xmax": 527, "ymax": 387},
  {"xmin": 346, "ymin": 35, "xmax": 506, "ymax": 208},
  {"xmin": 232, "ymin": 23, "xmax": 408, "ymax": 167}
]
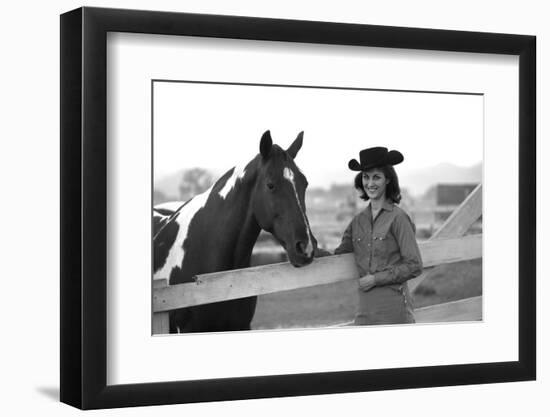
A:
[{"xmin": 252, "ymin": 130, "xmax": 315, "ymax": 267}]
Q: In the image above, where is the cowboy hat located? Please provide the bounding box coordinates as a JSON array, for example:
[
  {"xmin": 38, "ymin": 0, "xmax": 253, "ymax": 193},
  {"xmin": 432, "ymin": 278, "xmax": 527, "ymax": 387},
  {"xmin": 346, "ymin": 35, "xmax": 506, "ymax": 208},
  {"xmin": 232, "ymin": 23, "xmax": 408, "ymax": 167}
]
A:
[{"xmin": 348, "ymin": 147, "xmax": 404, "ymax": 171}]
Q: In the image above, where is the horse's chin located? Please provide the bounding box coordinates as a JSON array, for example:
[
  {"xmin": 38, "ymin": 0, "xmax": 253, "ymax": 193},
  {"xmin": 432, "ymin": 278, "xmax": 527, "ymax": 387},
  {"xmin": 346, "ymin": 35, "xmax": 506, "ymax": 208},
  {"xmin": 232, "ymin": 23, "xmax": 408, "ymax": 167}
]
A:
[{"xmin": 287, "ymin": 252, "xmax": 314, "ymax": 268}]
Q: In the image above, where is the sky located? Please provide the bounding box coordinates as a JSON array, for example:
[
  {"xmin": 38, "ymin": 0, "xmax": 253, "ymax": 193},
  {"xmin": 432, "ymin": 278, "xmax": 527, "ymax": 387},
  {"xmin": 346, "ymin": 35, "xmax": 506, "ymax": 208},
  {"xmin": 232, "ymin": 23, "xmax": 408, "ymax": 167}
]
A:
[{"xmin": 153, "ymin": 81, "xmax": 483, "ymax": 191}]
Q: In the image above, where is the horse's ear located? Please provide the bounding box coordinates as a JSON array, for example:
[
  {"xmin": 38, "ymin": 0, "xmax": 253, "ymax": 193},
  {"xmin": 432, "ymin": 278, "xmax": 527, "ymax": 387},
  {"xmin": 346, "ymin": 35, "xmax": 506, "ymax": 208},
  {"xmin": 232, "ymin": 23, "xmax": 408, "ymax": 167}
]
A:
[
  {"xmin": 260, "ymin": 130, "xmax": 273, "ymax": 159},
  {"xmin": 286, "ymin": 131, "xmax": 304, "ymax": 159}
]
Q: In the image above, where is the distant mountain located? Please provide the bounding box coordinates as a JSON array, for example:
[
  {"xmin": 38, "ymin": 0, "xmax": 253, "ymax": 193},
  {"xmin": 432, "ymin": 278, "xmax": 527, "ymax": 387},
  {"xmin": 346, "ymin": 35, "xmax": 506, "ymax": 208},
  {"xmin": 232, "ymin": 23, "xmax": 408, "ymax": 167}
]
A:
[
  {"xmin": 310, "ymin": 162, "xmax": 482, "ymax": 199},
  {"xmin": 399, "ymin": 162, "xmax": 482, "ymax": 197},
  {"xmin": 155, "ymin": 162, "xmax": 482, "ymax": 202}
]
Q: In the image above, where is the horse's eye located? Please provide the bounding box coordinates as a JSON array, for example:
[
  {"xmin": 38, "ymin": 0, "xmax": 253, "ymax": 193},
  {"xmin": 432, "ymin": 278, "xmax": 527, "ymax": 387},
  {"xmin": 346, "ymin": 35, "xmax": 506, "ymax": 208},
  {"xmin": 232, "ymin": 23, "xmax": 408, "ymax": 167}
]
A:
[{"xmin": 267, "ymin": 182, "xmax": 275, "ymax": 190}]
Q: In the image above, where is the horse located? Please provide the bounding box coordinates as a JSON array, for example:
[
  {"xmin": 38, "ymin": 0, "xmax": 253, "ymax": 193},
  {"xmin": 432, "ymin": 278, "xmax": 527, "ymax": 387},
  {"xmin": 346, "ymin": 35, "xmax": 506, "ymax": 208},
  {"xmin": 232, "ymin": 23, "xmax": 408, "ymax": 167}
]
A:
[{"xmin": 153, "ymin": 130, "xmax": 316, "ymax": 333}]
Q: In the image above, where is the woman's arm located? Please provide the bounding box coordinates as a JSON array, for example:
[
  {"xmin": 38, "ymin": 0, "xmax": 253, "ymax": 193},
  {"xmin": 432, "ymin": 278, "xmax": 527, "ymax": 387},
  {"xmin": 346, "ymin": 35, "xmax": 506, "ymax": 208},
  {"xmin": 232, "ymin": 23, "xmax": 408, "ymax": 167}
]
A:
[
  {"xmin": 333, "ymin": 220, "xmax": 354, "ymax": 255},
  {"xmin": 373, "ymin": 213, "xmax": 423, "ymax": 286}
]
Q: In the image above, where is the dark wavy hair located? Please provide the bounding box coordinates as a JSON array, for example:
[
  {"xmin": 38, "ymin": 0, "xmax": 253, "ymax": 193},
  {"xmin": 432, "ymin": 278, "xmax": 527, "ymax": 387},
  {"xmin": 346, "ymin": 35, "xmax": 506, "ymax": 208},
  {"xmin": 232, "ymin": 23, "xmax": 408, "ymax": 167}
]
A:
[{"xmin": 354, "ymin": 165, "xmax": 402, "ymax": 204}]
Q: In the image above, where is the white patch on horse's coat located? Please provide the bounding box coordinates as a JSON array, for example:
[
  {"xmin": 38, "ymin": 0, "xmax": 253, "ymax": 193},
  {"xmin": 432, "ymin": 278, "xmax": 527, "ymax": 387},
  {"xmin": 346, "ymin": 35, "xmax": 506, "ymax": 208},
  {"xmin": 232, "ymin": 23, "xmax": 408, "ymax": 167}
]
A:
[
  {"xmin": 153, "ymin": 210, "xmax": 170, "ymax": 220},
  {"xmin": 218, "ymin": 166, "xmax": 246, "ymax": 199},
  {"xmin": 282, "ymin": 166, "xmax": 294, "ymax": 183},
  {"xmin": 283, "ymin": 167, "xmax": 314, "ymax": 257},
  {"xmin": 153, "ymin": 187, "xmax": 213, "ymax": 281}
]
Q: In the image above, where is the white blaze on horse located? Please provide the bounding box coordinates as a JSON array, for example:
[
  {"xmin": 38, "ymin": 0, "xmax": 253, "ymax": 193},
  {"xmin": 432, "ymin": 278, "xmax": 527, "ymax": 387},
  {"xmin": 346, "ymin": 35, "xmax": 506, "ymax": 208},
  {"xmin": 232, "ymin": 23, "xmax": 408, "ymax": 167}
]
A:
[{"xmin": 153, "ymin": 130, "xmax": 317, "ymax": 333}]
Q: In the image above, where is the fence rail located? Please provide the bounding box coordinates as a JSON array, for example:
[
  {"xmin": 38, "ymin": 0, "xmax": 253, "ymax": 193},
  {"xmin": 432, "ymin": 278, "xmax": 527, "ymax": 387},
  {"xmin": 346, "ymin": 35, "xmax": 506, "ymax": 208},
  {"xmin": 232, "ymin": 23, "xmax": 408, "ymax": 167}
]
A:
[
  {"xmin": 153, "ymin": 234, "xmax": 481, "ymax": 312},
  {"xmin": 414, "ymin": 296, "xmax": 482, "ymax": 323}
]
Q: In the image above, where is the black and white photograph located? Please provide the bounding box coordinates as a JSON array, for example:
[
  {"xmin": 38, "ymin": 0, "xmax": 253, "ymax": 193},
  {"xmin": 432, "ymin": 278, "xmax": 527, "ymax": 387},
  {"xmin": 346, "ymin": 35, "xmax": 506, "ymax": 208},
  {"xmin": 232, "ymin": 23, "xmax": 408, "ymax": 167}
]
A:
[{"xmin": 152, "ymin": 80, "xmax": 483, "ymax": 334}]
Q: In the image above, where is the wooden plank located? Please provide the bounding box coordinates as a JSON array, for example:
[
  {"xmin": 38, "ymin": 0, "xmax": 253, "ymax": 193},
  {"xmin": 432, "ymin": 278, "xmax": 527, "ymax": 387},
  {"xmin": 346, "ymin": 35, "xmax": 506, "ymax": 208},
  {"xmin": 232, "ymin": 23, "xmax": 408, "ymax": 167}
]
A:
[
  {"xmin": 408, "ymin": 183, "xmax": 482, "ymax": 292},
  {"xmin": 419, "ymin": 234, "xmax": 481, "ymax": 266},
  {"xmin": 152, "ymin": 312, "xmax": 170, "ymax": 334},
  {"xmin": 153, "ymin": 234, "xmax": 482, "ymax": 312},
  {"xmin": 152, "ymin": 279, "xmax": 170, "ymax": 334},
  {"xmin": 431, "ymin": 183, "xmax": 482, "ymax": 239},
  {"xmin": 414, "ymin": 296, "xmax": 482, "ymax": 323}
]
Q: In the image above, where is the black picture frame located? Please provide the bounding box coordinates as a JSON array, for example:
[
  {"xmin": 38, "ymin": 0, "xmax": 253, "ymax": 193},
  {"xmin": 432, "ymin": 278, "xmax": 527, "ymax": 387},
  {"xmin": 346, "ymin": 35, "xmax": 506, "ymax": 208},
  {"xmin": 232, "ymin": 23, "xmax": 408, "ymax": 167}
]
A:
[{"xmin": 60, "ymin": 6, "xmax": 536, "ymax": 410}]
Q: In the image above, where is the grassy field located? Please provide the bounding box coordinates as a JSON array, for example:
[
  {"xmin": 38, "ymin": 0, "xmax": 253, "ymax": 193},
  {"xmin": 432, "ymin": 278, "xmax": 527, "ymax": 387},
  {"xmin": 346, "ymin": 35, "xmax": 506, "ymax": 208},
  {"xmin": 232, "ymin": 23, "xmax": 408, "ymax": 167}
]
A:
[{"xmin": 251, "ymin": 258, "xmax": 482, "ymax": 330}]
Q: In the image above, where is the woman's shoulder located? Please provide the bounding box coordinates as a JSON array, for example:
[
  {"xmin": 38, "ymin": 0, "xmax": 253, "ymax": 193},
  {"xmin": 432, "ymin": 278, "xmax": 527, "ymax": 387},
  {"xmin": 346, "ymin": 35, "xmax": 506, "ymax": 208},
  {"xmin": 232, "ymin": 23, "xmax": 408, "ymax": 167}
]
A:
[
  {"xmin": 390, "ymin": 204, "xmax": 416, "ymax": 230},
  {"xmin": 345, "ymin": 208, "xmax": 368, "ymax": 228},
  {"xmin": 385, "ymin": 203, "xmax": 412, "ymax": 222},
  {"xmin": 391, "ymin": 204, "xmax": 410, "ymax": 217},
  {"xmin": 348, "ymin": 210, "xmax": 364, "ymax": 225}
]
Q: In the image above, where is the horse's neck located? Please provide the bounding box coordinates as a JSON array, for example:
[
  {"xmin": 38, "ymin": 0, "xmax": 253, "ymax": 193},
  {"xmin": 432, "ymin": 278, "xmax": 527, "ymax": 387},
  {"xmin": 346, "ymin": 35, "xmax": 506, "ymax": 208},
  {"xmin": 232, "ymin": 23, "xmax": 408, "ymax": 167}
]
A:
[
  {"xmin": 208, "ymin": 166, "xmax": 261, "ymax": 268},
  {"xmin": 231, "ymin": 205, "xmax": 261, "ymax": 268}
]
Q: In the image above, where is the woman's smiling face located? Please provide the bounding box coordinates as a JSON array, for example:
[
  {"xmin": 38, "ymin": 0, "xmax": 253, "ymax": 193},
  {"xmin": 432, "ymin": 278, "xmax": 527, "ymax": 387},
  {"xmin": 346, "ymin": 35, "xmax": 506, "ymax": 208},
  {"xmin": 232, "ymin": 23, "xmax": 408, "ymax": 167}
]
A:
[{"xmin": 362, "ymin": 168, "xmax": 389, "ymax": 201}]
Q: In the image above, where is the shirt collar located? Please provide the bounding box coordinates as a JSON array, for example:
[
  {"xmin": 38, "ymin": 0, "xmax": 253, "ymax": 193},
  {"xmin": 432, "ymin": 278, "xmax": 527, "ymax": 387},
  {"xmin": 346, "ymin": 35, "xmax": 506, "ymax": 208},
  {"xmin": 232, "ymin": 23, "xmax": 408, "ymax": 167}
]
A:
[
  {"xmin": 382, "ymin": 199, "xmax": 394, "ymax": 212},
  {"xmin": 366, "ymin": 199, "xmax": 394, "ymax": 213}
]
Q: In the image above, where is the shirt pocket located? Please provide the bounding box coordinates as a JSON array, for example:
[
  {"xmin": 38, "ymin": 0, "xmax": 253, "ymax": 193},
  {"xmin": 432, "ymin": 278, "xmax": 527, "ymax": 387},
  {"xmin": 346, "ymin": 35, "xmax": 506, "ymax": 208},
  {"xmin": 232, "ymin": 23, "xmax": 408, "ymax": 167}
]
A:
[
  {"xmin": 351, "ymin": 228, "xmax": 369, "ymax": 259},
  {"xmin": 350, "ymin": 232, "xmax": 369, "ymax": 273},
  {"xmin": 351, "ymin": 230, "xmax": 365, "ymax": 251},
  {"xmin": 372, "ymin": 228, "xmax": 395, "ymax": 266}
]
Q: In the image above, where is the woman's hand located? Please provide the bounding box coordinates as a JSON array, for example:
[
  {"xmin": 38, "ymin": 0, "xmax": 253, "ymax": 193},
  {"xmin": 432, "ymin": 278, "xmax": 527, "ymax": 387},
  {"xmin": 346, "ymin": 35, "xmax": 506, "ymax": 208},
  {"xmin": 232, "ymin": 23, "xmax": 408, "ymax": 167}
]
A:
[{"xmin": 358, "ymin": 274, "xmax": 376, "ymax": 292}]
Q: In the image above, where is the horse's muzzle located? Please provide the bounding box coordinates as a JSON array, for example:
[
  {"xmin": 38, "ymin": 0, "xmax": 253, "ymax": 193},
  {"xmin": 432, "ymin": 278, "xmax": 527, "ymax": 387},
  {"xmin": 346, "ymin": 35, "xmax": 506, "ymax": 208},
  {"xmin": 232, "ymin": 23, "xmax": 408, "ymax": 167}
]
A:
[{"xmin": 289, "ymin": 241, "xmax": 314, "ymax": 267}]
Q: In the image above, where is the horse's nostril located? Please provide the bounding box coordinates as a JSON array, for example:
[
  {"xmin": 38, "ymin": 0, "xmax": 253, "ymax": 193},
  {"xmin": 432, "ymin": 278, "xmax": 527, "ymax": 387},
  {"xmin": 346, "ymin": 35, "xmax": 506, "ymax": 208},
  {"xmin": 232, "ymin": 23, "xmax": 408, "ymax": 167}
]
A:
[{"xmin": 296, "ymin": 241, "xmax": 305, "ymax": 254}]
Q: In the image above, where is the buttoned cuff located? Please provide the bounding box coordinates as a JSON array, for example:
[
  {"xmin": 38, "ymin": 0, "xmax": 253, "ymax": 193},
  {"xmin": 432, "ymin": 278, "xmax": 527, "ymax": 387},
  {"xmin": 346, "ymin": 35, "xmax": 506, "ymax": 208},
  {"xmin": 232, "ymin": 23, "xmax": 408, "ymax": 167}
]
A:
[{"xmin": 374, "ymin": 269, "xmax": 394, "ymax": 286}]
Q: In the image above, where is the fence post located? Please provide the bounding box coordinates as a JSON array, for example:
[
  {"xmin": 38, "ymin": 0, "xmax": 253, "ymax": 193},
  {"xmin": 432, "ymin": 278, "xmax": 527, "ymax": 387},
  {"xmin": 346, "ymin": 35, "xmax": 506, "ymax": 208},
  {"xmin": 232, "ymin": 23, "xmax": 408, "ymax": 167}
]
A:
[{"xmin": 152, "ymin": 279, "xmax": 170, "ymax": 335}]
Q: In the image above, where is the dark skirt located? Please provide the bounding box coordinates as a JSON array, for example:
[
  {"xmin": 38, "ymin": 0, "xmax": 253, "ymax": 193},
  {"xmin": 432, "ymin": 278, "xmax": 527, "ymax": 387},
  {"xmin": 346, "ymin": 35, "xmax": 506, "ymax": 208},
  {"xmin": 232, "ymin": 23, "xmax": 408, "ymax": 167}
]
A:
[{"xmin": 354, "ymin": 284, "xmax": 415, "ymax": 325}]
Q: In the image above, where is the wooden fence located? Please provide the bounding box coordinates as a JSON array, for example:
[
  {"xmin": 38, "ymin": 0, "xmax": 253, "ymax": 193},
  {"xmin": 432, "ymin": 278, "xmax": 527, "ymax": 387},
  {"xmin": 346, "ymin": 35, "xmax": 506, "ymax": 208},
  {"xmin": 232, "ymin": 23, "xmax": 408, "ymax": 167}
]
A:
[{"xmin": 153, "ymin": 184, "xmax": 482, "ymax": 334}]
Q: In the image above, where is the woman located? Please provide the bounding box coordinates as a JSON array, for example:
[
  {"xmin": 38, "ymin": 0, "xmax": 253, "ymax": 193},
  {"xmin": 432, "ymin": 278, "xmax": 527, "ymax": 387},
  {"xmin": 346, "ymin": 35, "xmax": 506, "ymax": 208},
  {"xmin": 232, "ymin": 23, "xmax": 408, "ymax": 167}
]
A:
[{"xmin": 334, "ymin": 146, "xmax": 423, "ymax": 325}]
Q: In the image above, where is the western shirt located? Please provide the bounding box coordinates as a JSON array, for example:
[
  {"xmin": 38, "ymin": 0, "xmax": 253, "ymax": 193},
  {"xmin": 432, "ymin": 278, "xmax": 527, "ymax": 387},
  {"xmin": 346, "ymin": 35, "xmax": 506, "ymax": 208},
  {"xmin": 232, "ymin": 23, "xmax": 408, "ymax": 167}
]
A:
[{"xmin": 334, "ymin": 200, "xmax": 423, "ymax": 287}]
